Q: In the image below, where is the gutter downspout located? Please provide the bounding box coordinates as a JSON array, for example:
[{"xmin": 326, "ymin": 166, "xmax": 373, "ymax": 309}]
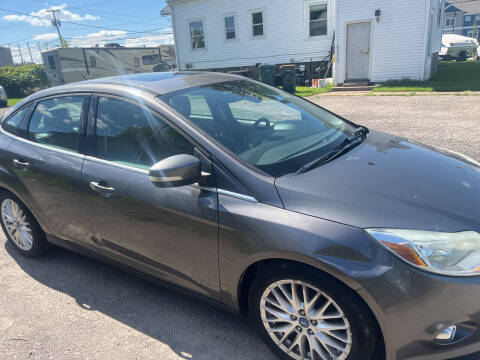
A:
[
  {"xmin": 169, "ymin": 4, "xmax": 182, "ymax": 71},
  {"xmin": 421, "ymin": 0, "xmax": 433, "ymax": 81}
]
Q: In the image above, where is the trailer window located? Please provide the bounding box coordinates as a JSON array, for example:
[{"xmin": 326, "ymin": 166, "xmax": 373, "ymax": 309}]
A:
[
  {"xmin": 134, "ymin": 57, "xmax": 140, "ymax": 67},
  {"xmin": 90, "ymin": 56, "xmax": 96, "ymax": 67},
  {"xmin": 142, "ymin": 55, "xmax": 161, "ymax": 65},
  {"xmin": 48, "ymin": 56, "xmax": 56, "ymax": 69}
]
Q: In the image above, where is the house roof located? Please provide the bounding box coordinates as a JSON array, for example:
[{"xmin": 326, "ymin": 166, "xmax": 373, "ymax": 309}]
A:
[
  {"xmin": 161, "ymin": 5, "xmax": 171, "ymax": 16},
  {"xmin": 446, "ymin": 0, "xmax": 480, "ymax": 15}
]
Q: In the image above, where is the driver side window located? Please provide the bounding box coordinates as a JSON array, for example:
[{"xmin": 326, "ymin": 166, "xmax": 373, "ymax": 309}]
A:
[{"xmin": 94, "ymin": 97, "xmax": 194, "ymax": 169}]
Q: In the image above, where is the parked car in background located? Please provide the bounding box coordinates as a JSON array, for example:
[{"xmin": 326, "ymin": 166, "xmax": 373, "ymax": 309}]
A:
[
  {"xmin": 440, "ymin": 34, "xmax": 479, "ymax": 61},
  {"xmin": 0, "ymin": 86, "xmax": 7, "ymax": 107},
  {"xmin": 1, "ymin": 72, "xmax": 480, "ymax": 360}
]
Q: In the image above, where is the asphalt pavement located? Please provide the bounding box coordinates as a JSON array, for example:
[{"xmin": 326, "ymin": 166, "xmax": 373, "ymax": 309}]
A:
[{"xmin": 1, "ymin": 95, "xmax": 480, "ymax": 360}]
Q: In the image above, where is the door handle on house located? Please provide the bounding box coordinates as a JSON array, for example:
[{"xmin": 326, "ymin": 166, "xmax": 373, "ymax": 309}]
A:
[
  {"xmin": 12, "ymin": 159, "xmax": 30, "ymax": 171},
  {"xmin": 89, "ymin": 181, "xmax": 116, "ymax": 197}
]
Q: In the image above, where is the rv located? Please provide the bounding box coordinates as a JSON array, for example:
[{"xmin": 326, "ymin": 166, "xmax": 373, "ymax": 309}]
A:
[
  {"xmin": 439, "ymin": 34, "xmax": 479, "ymax": 61},
  {"xmin": 42, "ymin": 46, "xmax": 176, "ymax": 86}
]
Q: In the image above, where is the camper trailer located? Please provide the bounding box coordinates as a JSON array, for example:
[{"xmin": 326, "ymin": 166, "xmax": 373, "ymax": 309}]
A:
[{"xmin": 42, "ymin": 46, "xmax": 176, "ymax": 86}]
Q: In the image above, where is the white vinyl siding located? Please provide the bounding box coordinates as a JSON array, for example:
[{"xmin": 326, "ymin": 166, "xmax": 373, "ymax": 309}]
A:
[
  {"xmin": 335, "ymin": 0, "xmax": 433, "ymax": 83},
  {"xmin": 169, "ymin": 0, "xmax": 335, "ymax": 70}
]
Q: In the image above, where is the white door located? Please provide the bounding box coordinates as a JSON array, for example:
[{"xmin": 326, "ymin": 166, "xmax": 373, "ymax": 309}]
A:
[{"xmin": 346, "ymin": 22, "xmax": 371, "ymax": 80}]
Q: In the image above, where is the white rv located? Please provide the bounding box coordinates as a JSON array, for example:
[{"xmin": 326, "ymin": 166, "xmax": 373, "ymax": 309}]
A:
[
  {"xmin": 439, "ymin": 34, "xmax": 479, "ymax": 61},
  {"xmin": 42, "ymin": 46, "xmax": 176, "ymax": 86}
]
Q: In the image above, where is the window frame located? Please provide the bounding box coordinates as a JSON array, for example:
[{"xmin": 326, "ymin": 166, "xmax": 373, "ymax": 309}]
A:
[
  {"xmin": 445, "ymin": 17, "xmax": 455, "ymax": 27},
  {"xmin": 465, "ymin": 15, "xmax": 472, "ymax": 22},
  {"xmin": 188, "ymin": 18, "xmax": 207, "ymax": 50},
  {"xmin": 89, "ymin": 94, "xmax": 199, "ymax": 171},
  {"xmin": 305, "ymin": 0, "xmax": 329, "ymax": 39},
  {"xmin": 250, "ymin": 9, "xmax": 265, "ymax": 38},
  {"xmin": 223, "ymin": 14, "xmax": 238, "ymax": 41}
]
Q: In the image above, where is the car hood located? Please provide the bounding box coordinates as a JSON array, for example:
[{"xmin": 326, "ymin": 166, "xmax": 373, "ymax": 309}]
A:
[{"xmin": 275, "ymin": 130, "xmax": 480, "ymax": 232}]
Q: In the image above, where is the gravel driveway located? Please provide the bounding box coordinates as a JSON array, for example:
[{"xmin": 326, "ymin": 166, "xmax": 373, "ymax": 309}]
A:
[{"xmin": 1, "ymin": 96, "xmax": 479, "ymax": 360}]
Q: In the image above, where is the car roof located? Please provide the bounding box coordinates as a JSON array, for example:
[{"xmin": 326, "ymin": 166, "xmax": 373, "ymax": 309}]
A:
[{"xmin": 50, "ymin": 71, "xmax": 244, "ymax": 97}]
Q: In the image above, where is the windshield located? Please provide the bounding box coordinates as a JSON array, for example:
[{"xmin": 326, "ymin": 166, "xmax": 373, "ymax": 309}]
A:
[{"xmin": 159, "ymin": 80, "xmax": 356, "ymax": 177}]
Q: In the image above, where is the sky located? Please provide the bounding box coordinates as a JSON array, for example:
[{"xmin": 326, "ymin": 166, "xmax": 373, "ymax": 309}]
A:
[{"xmin": 0, "ymin": 0, "xmax": 173, "ymax": 64}]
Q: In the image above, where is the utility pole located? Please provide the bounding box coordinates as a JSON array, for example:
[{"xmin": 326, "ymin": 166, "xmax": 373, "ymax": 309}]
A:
[
  {"xmin": 26, "ymin": 41, "xmax": 34, "ymax": 63},
  {"xmin": 50, "ymin": 9, "xmax": 67, "ymax": 48},
  {"xmin": 37, "ymin": 42, "xmax": 42, "ymax": 54},
  {"xmin": 17, "ymin": 44, "xmax": 24, "ymax": 65}
]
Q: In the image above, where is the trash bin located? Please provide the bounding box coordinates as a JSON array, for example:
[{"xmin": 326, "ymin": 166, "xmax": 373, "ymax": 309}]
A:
[
  {"xmin": 280, "ymin": 64, "xmax": 296, "ymax": 93},
  {"xmin": 258, "ymin": 64, "xmax": 276, "ymax": 86}
]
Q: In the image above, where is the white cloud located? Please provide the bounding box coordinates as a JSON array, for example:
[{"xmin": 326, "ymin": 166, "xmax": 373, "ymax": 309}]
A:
[
  {"xmin": 85, "ymin": 30, "xmax": 127, "ymax": 39},
  {"xmin": 33, "ymin": 33, "xmax": 58, "ymax": 41},
  {"xmin": 3, "ymin": 3, "xmax": 99, "ymax": 27}
]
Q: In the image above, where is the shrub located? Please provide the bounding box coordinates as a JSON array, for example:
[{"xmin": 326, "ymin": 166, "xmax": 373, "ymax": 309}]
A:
[{"xmin": 0, "ymin": 64, "xmax": 48, "ymax": 98}]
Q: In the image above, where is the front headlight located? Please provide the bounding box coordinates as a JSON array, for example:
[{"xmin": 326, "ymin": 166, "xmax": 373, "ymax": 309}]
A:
[{"xmin": 366, "ymin": 229, "xmax": 480, "ymax": 276}]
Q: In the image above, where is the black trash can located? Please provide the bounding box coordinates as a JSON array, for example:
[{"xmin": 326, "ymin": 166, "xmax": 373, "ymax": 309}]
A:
[
  {"xmin": 258, "ymin": 64, "xmax": 276, "ymax": 86},
  {"xmin": 280, "ymin": 64, "xmax": 296, "ymax": 93}
]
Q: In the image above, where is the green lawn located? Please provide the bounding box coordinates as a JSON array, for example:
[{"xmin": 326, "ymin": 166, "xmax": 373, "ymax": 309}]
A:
[
  {"xmin": 373, "ymin": 61, "xmax": 480, "ymax": 92},
  {"xmin": 7, "ymin": 98, "xmax": 23, "ymax": 106},
  {"xmin": 294, "ymin": 85, "xmax": 333, "ymax": 97}
]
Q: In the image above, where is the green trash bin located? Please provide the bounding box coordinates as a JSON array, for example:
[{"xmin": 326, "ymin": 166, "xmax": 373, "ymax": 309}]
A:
[
  {"xmin": 258, "ymin": 64, "xmax": 276, "ymax": 86},
  {"xmin": 280, "ymin": 64, "xmax": 296, "ymax": 93}
]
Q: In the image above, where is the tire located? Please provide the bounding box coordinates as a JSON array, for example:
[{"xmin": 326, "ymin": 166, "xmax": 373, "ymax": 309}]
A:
[
  {"xmin": 249, "ymin": 266, "xmax": 378, "ymax": 360},
  {"xmin": 0, "ymin": 193, "xmax": 47, "ymax": 257}
]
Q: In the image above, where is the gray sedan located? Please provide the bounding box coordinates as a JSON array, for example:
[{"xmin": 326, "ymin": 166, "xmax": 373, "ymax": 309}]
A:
[{"xmin": 0, "ymin": 72, "xmax": 479, "ymax": 360}]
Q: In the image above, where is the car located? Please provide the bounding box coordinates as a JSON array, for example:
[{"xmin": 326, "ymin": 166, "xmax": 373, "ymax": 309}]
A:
[
  {"xmin": 0, "ymin": 72, "xmax": 479, "ymax": 360},
  {"xmin": 0, "ymin": 85, "xmax": 7, "ymax": 107}
]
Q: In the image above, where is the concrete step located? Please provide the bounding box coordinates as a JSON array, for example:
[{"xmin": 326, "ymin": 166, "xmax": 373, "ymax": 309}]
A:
[
  {"xmin": 332, "ymin": 85, "xmax": 375, "ymax": 92},
  {"xmin": 343, "ymin": 81, "xmax": 370, "ymax": 87}
]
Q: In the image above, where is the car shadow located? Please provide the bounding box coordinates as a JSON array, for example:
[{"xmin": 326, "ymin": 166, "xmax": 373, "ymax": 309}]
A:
[{"xmin": 4, "ymin": 241, "xmax": 277, "ymax": 360}]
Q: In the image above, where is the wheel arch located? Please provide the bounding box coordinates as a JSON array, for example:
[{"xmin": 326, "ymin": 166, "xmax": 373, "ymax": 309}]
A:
[{"xmin": 236, "ymin": 257, "xmax": 386, "ymax": 357}]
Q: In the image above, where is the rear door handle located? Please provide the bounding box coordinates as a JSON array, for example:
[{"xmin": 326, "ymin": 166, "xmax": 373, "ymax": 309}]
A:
[
  {"xmin": 89, "ymin": 181, "xmax": 116, "ymax": 197},
  {"xmin": 12, "ymin": 159, "xmax": 30, "ymax": 171}
]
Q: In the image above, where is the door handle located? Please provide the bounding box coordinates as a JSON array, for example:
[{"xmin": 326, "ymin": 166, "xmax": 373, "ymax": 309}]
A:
[
  {"xmin": 12, "ymin": 159, "xmax": 30, "ymax": 171},
  {"xmin": 89, "ymin": 181, "xmax": 116, "ymax": 197}
]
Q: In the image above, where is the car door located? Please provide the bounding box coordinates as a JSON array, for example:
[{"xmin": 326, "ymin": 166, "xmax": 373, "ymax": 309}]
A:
[
  {"xmin": 6, "ymin": 95, "xmax": 93, "ymax": 244},
  {"xmin": 82, "ymin": 95, "xmax": 220, "ymax": 300}
]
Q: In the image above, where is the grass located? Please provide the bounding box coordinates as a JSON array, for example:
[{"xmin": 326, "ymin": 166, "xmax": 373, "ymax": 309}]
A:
[
  {"xmin": 373, "ymin": 61, "xmax": 480, "ymax": 92},
  {"xmin": 7, "ymin": 98, "xmax": 23, "ymax": 106},
  {"xmin": 294, "ymin": 85, "xmax": 333, "ymax": 97}
]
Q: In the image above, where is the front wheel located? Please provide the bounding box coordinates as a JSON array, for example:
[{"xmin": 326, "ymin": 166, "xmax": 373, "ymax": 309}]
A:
[{"xmin": 249, "ymin": 267, "xmax": 378, "ymax": 360}]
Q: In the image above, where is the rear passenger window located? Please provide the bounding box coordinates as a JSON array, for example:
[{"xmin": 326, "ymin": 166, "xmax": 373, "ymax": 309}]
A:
[
  {"xmin": 2, "ymin": 106, "xmax": 30, "ymax": 136},
  {"xmin": 95, "ymin": 97, "xmax": 194, "ymax": 169},
  {"xmin": 28, "ymin": 96, "xmax": 87, "ymax": 153}
]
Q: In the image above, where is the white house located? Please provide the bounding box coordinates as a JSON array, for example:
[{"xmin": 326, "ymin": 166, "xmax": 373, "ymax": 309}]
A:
[{"xmin": 163, "ymin": 0, "xmax": 445, "ymax": 85}]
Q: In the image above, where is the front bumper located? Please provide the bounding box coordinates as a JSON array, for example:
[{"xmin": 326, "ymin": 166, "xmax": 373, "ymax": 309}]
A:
[{"xmin": 357, "ymin": 249, "xmax": 480, "ymax": 360}]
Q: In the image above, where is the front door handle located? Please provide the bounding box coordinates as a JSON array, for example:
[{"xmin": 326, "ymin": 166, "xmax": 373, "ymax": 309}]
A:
[
  {"xmin": 12, "ymin": 159, "xmax": 30, "ymax": 171},
  {"xmin": 89, "ymin": 181, "xmax": 116, "ymax": 197}
]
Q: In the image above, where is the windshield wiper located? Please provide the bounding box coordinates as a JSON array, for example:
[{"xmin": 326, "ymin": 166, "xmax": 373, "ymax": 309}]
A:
[{"xmin": 295, "ymin": 126, "xmax": 368, "ymax": 175}]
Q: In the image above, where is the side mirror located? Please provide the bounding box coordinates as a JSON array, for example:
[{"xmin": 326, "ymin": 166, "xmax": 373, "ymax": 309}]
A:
[{"xmin": 149, "ymin": 154, "xmax": 201, "ymax": 188}]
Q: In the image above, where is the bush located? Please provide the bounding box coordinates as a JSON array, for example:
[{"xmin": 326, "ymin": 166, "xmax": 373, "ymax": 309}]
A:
[{"xmin": 0, "ymin": 64, "xmax": 48, "ymax": 98}]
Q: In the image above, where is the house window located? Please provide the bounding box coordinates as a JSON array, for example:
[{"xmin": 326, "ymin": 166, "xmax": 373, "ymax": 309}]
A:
[
  {"xmin": 190, "ymin": 20, "xmax": 205, "ymax": 49},
  {"xmin": 252, "ymin": 12, "xmax": 264, "ymax": 36},
  {"xmin": 309, "ymin": 3, "xmax": 328, "ymax": 37},
  {"xmin": 225, "ymin": 16, "xmax": 236, "ymax": 40},
  {"xmin": 468, "ymin": 31, "xmax": 474, "ymax": 38},
  {"xmin": 476, "ymin": 15, "xmax": 480, "ymax": 20},
  {"xmin": 445, "ymin": 17, "xmax": 455, "ymax": 27},
  {"xmin": 465, "ymin": 16, "xmax": 472, "ymax": 22},
  {"xmin": 90, "ymin": 56, "xmax": 96, "ymax": 67},
  {"xmin": 134, "ymin": 57, "xmax": 140, "ymax": 67}
]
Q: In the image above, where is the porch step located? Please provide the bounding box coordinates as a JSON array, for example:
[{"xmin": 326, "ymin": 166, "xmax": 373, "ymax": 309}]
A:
[
  {"xmin": 343, "ymin": 81, "xmax": 370, "ymax": 87},
  {"xmin": 332, "ymin": 85, "xmax": 374, "ymax": 92}
]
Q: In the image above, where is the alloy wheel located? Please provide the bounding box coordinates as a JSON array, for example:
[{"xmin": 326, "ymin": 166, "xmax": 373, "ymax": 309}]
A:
[
  {"xmin": 1, "ymin": 199, "xmax": 33, "ymax": 251},
  {"xmin": 260, "ymin": 280, "xmax": 352, "ymax": 360}
]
